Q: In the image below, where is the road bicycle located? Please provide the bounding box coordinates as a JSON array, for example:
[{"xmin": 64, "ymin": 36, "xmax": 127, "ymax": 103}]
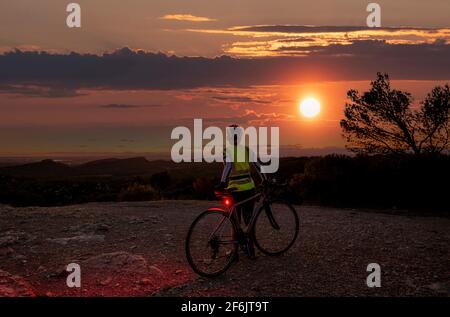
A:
[{"xmin": 185, "ymin": 179, "xmax": 299, "ymax": 277}]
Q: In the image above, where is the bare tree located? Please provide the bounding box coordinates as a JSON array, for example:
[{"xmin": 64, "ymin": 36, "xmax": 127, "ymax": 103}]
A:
[{"xmin": 340, "ymin": 73, "xmax": 450, "ymax": 155}]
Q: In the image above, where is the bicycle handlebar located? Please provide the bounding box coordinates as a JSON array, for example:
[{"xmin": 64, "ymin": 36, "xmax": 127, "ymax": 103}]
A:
[{"xmin": 261, "ymin": 179, "xmax": 288, "ymax": 188}]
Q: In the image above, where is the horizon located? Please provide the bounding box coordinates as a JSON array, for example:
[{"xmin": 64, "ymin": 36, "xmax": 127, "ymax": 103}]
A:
[{"xmin": 0, "ymin": 145, "xmax": 353, "ymax": 166}]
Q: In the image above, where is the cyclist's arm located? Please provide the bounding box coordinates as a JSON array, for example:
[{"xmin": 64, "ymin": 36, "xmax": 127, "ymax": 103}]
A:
[
  {"xmin": 220, "ymin": 161, "xmax": 233, "ymax": 183},
  {"xmin": 220, "ymin": 149, "xmax": 233, "ymax": 183}
]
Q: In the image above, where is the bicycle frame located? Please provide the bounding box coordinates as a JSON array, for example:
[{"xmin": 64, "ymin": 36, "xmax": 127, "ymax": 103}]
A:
[{"xmin": 206, "ymin": 190, "xmax": 265, "ymax": 244}]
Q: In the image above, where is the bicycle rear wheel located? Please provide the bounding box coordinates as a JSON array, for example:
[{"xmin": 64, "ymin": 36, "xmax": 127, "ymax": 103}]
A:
[
  {"xmin": 253, "ymin": 201, "xmax": 299, "ymax": 256},
  {"xmin": 185, "ymin": 210, "xmax": 238, "ymax": 277}
]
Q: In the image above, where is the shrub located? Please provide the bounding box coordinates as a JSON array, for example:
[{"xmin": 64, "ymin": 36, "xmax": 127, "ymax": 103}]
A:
[
  {"xmin": 117, "ymin": 183, "xmax": 158, "ymax": 202},
  {"xmin": 192, "ymin": 177, "xmax": 215, "ymax": 199}
]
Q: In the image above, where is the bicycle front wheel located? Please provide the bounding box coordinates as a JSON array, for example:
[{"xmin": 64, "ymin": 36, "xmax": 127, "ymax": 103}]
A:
[
  {"xmin": 253, "ymin": 201, "xmax": 299, "ymax": 256},
  {"xmin": 185, "ymin": 210, "xmax": 238, "ymax": 277}
]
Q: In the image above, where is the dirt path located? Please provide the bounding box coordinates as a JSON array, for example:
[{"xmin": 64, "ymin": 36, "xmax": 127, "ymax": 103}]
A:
[{"xmin": 0, "ymin": 201, "xmax": 449, "ymax": 296}]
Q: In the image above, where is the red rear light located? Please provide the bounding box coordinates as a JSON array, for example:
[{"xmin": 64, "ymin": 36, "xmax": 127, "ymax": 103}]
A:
[{"xmin": 223, "ymin": 197, "xmax": 232, "ymax": 207}]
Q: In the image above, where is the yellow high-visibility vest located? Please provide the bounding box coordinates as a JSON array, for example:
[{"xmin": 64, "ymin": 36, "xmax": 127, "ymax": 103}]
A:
[{"xmin": 225, "ymin": 145, "xmax": 255, "ymax": 192}]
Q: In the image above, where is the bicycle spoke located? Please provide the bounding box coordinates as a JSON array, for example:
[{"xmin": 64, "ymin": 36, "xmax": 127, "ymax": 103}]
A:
[{"xmin": 186, "ymin": 210, "xmax": 238, "ymax": 277}]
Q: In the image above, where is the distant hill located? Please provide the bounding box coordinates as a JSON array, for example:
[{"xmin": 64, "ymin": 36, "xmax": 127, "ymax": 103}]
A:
[
  {"xmin": 0, "ymin": 157, "xmax": 179, "ymax": 178},
  {"xmin": 0, "ymin": 156, "xmax": 310, "ymax": 179},
  {"xmin": 0, "ymin": 159, "xmax": 73, "ymax": 178},
  {"xmin": 74, "ymin": 157, "xmax": 175, "ymax": 176}
]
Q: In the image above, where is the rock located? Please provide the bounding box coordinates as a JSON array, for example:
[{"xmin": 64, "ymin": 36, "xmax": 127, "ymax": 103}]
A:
[
  {"xmin": 138, "ymin": 278, "xmax": 152, "ymax": 286},
  {"xmin": 47, "ymin": 266, "xmax": 70, "ymax": 279},
  {"xmin": 47, "ymin": 234, "xmax": 105, "ymax": 245},
  {"xmin": 0, "ymin": 270, "xmax": 35, "ymax": 297},
  {"xmin": 95, "ymin": 224, "xmax": 110, "ymax": 232},
  {"xmin": 0, "ymin": 247, "xmax": 14, "ymax": 256},
  {"xmin": 70, "ymin": 223, "xmax": 110, "ymax": 234},
  {"xmin": 129, "ymin": 218, "xmax": 145, "ymax": 225},
  {"xmin": 37, "ymin": 266, "xmax": 46, "ymax": 272},
  {"xmin": 99, "ymin": 277, "xmax": 112, "ymax": 286},
  {"xmin": 0, "ymin": 235, "xmax": 19, "ymax": 247},
  {"xmin": 426, "ymin": 282, "xmax": 450, "ymax": 295},
  {"xmin": 13, "ymin": 254, "xmax": 27, "ymax": 261},
  {"xmin": 82, "ymin": 252, "xmax": 148, "ymax": 273},
  {"xmin": 149, "ymin": 265, "xmax": 164, "ymax": 276}
]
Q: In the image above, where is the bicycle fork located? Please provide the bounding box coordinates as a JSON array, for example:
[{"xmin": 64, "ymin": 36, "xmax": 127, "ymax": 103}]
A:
[{"xmin": 263, "ymin": 203, "xmax": 280, "ymax": 230}]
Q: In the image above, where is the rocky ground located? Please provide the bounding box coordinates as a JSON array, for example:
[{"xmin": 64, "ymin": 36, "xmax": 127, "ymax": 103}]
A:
[{"xmin": 0, "ymin": 200, "xmax": 449, "ymax": 297}]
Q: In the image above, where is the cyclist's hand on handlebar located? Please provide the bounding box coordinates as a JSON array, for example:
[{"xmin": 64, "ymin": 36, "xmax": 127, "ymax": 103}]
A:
[
  {"xmin": 263, "ymin": 177, "xmax": 288, "ymax": 187},
  {"xmin": 262, "ymin": 176, "xmax": 276, "ymax": 185}
]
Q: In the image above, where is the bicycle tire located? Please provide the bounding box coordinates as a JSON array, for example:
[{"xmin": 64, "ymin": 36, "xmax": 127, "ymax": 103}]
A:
[
  {"xmin": 252, "ymin": 200, "xmax": 299, "ymax": 256},
  {"xmin": 185, "ymin": 210, "xmax": 238, "ymax": 277}
]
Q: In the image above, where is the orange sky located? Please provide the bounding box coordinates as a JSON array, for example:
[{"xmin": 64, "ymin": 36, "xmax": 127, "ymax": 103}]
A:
[
  {"xmin": 1, "ymin": 81, "xmax": 448, "ymax": 155},
  {"xmin": 0, "ymin": 1, "xmax": 449, "ymax": 156}
]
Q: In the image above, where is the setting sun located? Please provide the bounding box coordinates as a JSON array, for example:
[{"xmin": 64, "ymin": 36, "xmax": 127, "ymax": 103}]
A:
[{"xmin": 300, "ymin": 97, "xmax": 321, "ymax": 118}]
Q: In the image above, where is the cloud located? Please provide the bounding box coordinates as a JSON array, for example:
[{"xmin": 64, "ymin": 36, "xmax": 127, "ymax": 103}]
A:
[
  {"xmin": 189, "ymin": 25, "xmax": 450, "ymax": 39},
  {"xmin": 201, "ymin": 109, "xmax": 296, "ymax": 126},
  {"xmin": 159, "ymin": 14, "xmax": 216, "ymax": 22},
  {"xmin": 0, "ymin": 43, "xmax": 449, "ymax": 95},
  {"xmin": 99, "ymin": 104, "xmax": 141, "ymax": 109},
  {"xmin": 240, "ymin": 109, "xmax": 296, "ymax": 125},
  {"xmin": 212, "ymin": 95, "xmax": 271, "ymax": 104},
  {"xmin": 0, "ymin": 84, "xmax": 85, "ymax": 98},
  {"xmin": 186, "ymin": 25, "xmax": 450, "ymax": 56},
  {"xmin": 99, "ymin": 103, "xmax": 162, "ymax": 109}
]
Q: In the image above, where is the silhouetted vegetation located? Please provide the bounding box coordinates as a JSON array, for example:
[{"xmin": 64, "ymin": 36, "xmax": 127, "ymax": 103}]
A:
[
  {"xmin": 341, "ymin": 73, "xmax": 450, "ymax": 155},
  {"xmin": 149, "ymin": 171, "xmax": 171, "ymax": 198},
  {"xmin": 118, "ymin": 183, "xmax": 159, "ymax": 202},
  {"xmin": 286, "ymin": 154, "xmax": 449, "ymax": 211},
  {"xmin": 0, "ymin": 155, "xmax": 448, "ymax": 215}
]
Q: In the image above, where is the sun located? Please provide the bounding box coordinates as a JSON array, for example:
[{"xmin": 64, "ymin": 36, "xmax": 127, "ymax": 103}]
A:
[{"xmin": 299, "ymin": 97, "xmax": 321, "ymax": 118}]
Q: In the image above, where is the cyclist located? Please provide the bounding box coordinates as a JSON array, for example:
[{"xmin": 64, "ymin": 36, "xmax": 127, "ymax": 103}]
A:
[{"xmin": 215, "ymin": 124, "xmax": 267, "ymax": 258}]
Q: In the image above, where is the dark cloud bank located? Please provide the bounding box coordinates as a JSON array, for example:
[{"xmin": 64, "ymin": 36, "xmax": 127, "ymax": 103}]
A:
[{"xmin": 0, "ymin": 41, "xmax": 449, "ymax": 96}]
